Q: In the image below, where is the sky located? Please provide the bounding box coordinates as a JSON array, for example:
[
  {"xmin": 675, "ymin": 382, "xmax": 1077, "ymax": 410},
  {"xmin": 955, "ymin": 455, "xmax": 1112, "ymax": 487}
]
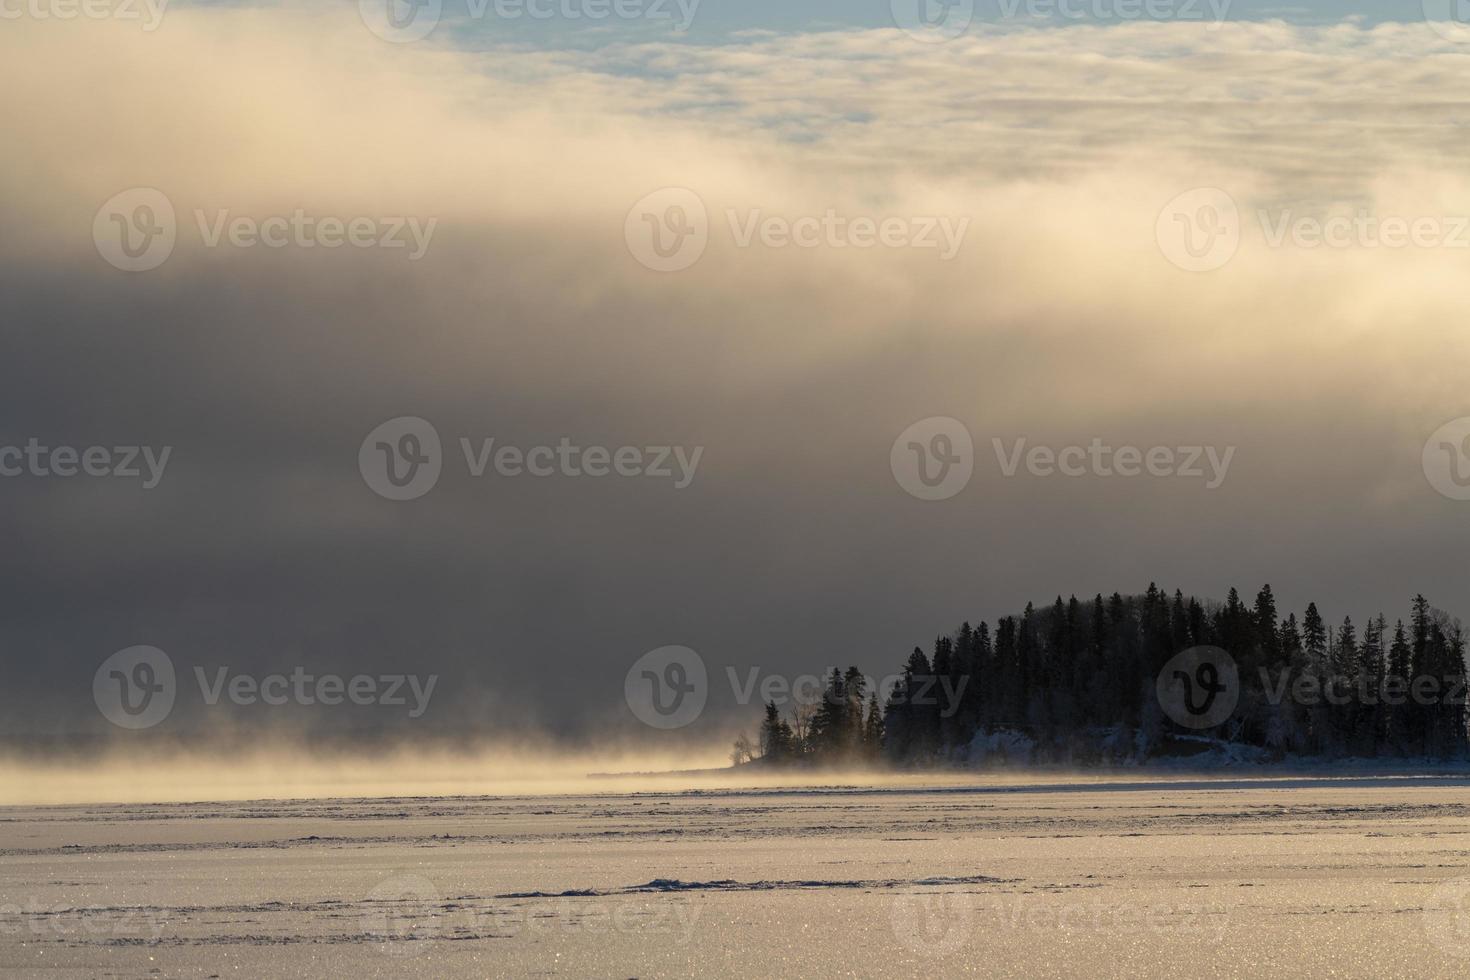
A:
[
  {"xmin": 3, "ymin": 3, "xmax": 1470, "ymax": 761},
  {"xmin": 433, "ymin": 0, "xmax": 1443, "ymax": 45},
  {"xmin": 144, "ymin": 0, "xmax": 1462, "ymax": 48}
]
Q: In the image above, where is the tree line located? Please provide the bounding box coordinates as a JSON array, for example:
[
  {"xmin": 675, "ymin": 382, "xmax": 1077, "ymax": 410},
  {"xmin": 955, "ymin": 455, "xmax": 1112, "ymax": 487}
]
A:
[{"xmin": 739, "ymin": 585, "xmax": 1469, "ymax": 767}]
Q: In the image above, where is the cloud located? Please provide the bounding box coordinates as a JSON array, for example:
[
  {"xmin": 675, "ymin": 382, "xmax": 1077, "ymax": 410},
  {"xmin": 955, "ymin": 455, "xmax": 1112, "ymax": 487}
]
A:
[{"xmin": 1, "ymin": 10, "xmax": 1468, "ymax": 750}]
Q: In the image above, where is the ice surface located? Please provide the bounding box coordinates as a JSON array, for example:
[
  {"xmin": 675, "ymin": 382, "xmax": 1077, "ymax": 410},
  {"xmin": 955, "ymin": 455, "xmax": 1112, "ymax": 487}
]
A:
[{"xmin": 3, "ymin": 774, "xmax": 1470, "ymax": 977}]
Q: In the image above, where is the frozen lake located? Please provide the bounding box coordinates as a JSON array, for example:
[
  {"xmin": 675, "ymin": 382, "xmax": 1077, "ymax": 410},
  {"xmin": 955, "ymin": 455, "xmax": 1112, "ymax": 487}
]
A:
[{"xmin": 4, "ymin": 774, "xmax": 1470, "ymax": 977}]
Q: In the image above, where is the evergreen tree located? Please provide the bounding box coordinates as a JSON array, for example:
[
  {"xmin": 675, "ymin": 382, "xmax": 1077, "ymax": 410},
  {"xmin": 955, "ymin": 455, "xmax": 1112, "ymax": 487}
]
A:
[
  {"xmin": 810, "ymin": 668, "xmax": 847, "ymax": 758},
  {"xmin": 1357, "ymin": 616, "xmax": 1386, "ymax": 752},
  {"xmin": 1438, "ymin": 619, "xmax": 1467, "ymax": 759},
  {"xmin": 843, "ymin": 666, "xmax": 868, "ymax": 755},
  {"xmin": 1330, "ymin": 617, "xmax": 1358, "ymax": 680},
  {"xmin": 962, "ymin": 621, "xmax": 990, "ymax": 735},
  {"xmin": 883, "ymin": 649, "xmax": 937, "ymax": 764},
  {"xmin": 1020, "ymin": 603, "xmax": 1044, "ymax": 736},
  {"xmin": 1279, "ymin": 614, "xmax": 1303, "ymax": 667},
  {"xmin": 1169, "ymin": 590, "xmax": 1190, "ymax": 652},
  {"xmin": 1387, "ymin": 620, "xmax": 1413, "ymax": 753},
  {"xmin": 1254, "ymin": 585, "xmax": 1282, "ymax": 668},
  {"xmin": 1221, "ymin": 587, "xmax": 1249, "ymax": 658},
  {"xmin": 1303, "ymin": 603, "xmax": 1328, "ymax": 669},
  {"xmin": 747, "ymin": 588, "xmax": 1467, "ymax": 769},
  {"xmin": 1324, "ymin": 617, "xmax": 1358, "ymax": 754},
  {"xmin": 1267, "ymin": 614, "xmax": 1307, "ymax": 754},
  {"xmin": 1187, "ymin": 598, "xmax": 1207, "ymax": 650},
  {"xmin": 1412, "ymin": 595, "xmax": 1432, "ymax": 672},
  {"xmin": 932, "ymin": 635, "xmax": 960, "ymax": 750},
  {"xmin": 759, "ymin": 701, "xmax": 795, "ymax": 761},
  {"xmin": 995, "ymin": 618, "xmax": 1019, "ymax": 729},
  {"xmin": 1408, "ymin": 595, "xmax": 1436, "ymax": 753},
  {"xmin": 863, "ymin": 691, "xmax": 884, "ymax": 758}
]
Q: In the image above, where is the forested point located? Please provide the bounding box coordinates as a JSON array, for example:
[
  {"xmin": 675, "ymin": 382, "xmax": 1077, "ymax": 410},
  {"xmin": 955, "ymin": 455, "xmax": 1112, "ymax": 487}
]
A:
[{"xmin": 736, "ymin": 585, "xmax": 1470, "ymax": 768}]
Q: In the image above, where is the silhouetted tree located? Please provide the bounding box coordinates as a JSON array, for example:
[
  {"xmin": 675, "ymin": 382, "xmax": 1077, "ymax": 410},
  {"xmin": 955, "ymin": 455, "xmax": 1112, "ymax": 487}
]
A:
[{"xmin": 742, "ymin": 588, "xmax": 1468, "ymax": 769}]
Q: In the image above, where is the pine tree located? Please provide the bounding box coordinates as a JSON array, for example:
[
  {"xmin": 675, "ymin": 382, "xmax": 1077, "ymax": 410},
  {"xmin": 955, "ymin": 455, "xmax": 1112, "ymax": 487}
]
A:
[
  {"xmin": 1187, "ymin": 598, "xmax": 1207, "ymax": 649},
  {"xmin": 1108, "ymin": 593, "xmax": 1139, "ymax": 727},
  {"xmin": 1019, "ymin": 603, "xmax": 1044, "ymax": 738},
  {"xmin": 1086, "ymin": 595, "xmax": 1108, "ymax": 729},
  {"xmin": 1411, "ymin": 596, "xmax": 1434, "ymax": 753},
  {"xmin": 1171, "ymin": 590, "xmax": 1190, "ymax": 652},
  {"xmin": 753, "ymin": 588, "xmax": 1468, "ymax": 770},
  {"xmin": 953, "ymin": 623, "xmax": 976, "ymax": 737},
  {"xmin": 1330, "ymin": 617, "xmax": 1358, "ymax": 680},
  {"xmin": 1389, "ymin": 620, "xmax": 1412, "ymax": 680},
  {"xmin": 844, "ymin": 666, "xmax": 868, "ymax": 755},
  {"xmin": 1387, "ymin": 620, "xmax": 1413, "ymax": 754},
  {"xmin": 760, "ymin": 701, "xmax": 795, "ymax": 762},
  {"xmin": 1412, "ymin": 595, "xmax": 1432, "ymax": 671},
  {"xmin": 1279, "ymin": 614, "xmax": 1303, "ymax": 668},
  {"xmin": 1434, "ymin": 620, "xmax": 1458, "ymax": 758},
  {"xmin": 810, "ymin": 668, "xmax": 847, "ymax": 758},
  {"xmin": 1357, "ymin": 616, "xmax": 1387, "ymax": 753},
  {"xmin": 964, "ymin": 621, "xmax": 991, "ymax": 734},
  {"xmin": 1222, "ymin": 587, "xmax": 1248, "ymax": 654},
  {"xmin": 1359, "ymin": 616, "xmax": 1385, "ymax": 686},
  {"xmin": 1267, "ymin": 613, "xmax": 1307, "ymax": 754},
  {"xmin": 1144, "ymin": 583, "xmax": 1173, "ymax": 675},
  {"xmin": 1303, "ymin": 604, "xmax": 1328, "ymax": 670},
  {"xmin": 884, "ymin": 649, "xmax": 937, "ymax": 763},
  {"xmin": 863, "ymin": 691, "xmax": 884, "ymax": 759},
  {"xmin": 1295, "ymin": 604, "xmax": 1328, "ymax": 752},
  {"xmin": 1325, "ymin": 617, "xmax": 1359, "ymax": 754},
  {"xmin": 1044, "ymin": 597, "xmax": 1073, "ymax": 744},
  {"xmin": 1255, "ymin": 585, "xmax": 1283, "ymax": 667},
  {"xmin": 932, "ymin": 635, "xmax": 959, "ymax": 750},
  {"xmin": 995, "ymin": 618, "xmax": 1019, "ymax": 729},
  {"xmin": 1422, "ymin": 621, "xmax": 1448, "ymax": 758}
]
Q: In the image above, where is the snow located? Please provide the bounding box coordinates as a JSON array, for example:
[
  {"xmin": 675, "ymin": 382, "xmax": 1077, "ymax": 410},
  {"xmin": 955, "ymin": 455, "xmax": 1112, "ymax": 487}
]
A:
[{"xmin": 3, "ymin": 774, "xmax": 1470, "ymax": 977}]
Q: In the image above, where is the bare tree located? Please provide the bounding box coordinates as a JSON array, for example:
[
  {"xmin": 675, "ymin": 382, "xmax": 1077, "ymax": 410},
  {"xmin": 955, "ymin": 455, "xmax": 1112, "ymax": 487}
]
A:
[
  {"xmin": 789, "ymin": 701, "xmax": 818, "ymax": 755},
  {"xmin": 730, "ymin": 732, "xmax": 754, "ymax": 766}
]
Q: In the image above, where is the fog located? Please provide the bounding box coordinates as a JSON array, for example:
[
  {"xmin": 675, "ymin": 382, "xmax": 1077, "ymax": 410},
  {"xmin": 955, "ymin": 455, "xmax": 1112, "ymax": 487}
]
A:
[{"xmin": 3, "ymin": 9, "xmax": 1469, "ymax": 766}]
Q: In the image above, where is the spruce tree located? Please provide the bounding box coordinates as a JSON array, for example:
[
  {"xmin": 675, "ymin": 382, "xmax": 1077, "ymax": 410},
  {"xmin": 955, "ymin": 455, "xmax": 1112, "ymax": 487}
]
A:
[
  {"xmin": 1357, "ymin": 616, "xmax": 1386, "ymax": 752},
  {"xmin": 1279, "ymin": 614, "xmax": 1303, "ymax": 667},
  {"xmin": 779, "ymin": 588, "xmax": 1470, "ymax": 769},
  {"xmin": 965, "ymin": 621, "xmax": 991, "ymax": 735},
  {"xmin": 844, "ymin": 666, "xmax": 868, "ymax": 756},
  {"xmin": 810, "ymin": 668, "xmax": 847, "ymax": 758},
  {"xmin": 1303, "ymin": 604, "xmax": 1328, "ymax": 669},
  {"xmin": 1387, "ymin": 620, "xmax": 1413, "ymax": 754},
  {"xmin": 995, "ymin": 618, "xmax": 1019, "ymax": 730},
  {"xmin": 1255, "ymin": 585, "xmax": 1282, "ymax": 668},
  {"xmin": 864, "ymin": 691, "xmax": 884, "ymax": 758},
  {"xmin": 1171, "ymin": 590, "xmax": 1191, "ymax": 652},
  {"xmin": 760, "ymin": 701, "xmax": 795, "ymax": 762},
  {"xmin": 1326, "ymin": 617, "xmax": 1358, "ymax": 754}
]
